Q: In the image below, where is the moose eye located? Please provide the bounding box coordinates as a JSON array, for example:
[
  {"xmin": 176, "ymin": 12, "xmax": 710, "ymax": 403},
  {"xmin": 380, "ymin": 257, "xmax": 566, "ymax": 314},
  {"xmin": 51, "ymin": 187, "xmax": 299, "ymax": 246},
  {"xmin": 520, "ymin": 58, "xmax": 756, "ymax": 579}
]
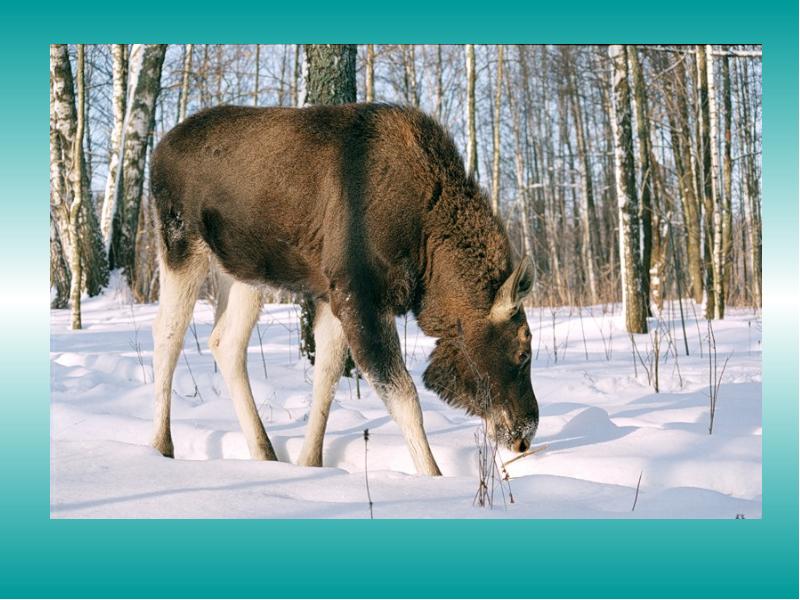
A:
[{"xmin": 517, "ymin": 351, "xmax": 531, "ymax": 367}]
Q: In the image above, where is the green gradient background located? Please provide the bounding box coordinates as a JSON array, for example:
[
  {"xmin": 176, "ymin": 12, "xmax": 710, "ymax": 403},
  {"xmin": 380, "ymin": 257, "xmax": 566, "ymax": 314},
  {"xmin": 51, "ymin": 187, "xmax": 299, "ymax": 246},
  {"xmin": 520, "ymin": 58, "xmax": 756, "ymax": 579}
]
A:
[{"xmin": 0, "ymin": 0, "xmax": 796, "ymax": 597}]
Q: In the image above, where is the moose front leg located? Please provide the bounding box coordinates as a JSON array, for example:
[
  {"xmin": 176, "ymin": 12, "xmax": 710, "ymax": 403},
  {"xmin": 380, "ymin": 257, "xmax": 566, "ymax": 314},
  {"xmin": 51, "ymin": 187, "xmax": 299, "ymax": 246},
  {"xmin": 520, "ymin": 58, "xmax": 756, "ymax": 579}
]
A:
[{"xmin": 331, "ymin": 292, "xmax": 442, "ymax": 476}]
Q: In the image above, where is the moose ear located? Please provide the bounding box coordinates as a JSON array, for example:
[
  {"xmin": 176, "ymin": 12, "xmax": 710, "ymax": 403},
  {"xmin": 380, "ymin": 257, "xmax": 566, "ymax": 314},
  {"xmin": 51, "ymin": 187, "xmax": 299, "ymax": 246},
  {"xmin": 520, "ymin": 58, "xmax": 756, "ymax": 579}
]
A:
[{"xmin": 490, "ymin": 256, "xmax": 534, "ymax": 322}]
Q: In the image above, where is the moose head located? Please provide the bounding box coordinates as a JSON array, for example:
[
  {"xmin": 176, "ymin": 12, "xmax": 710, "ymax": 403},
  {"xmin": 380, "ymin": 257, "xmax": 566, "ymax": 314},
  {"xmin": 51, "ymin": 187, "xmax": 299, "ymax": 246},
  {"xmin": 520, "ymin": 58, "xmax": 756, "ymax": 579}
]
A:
[{"xmin": 423, "ymin": 257, "xmax": 539, "ymax": 453}]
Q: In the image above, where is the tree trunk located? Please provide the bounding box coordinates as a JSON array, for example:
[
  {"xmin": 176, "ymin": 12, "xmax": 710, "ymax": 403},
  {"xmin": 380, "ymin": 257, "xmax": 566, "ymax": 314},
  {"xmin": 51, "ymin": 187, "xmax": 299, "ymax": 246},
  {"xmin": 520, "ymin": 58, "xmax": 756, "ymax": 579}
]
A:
[
  {"xmin": 490, "ymin": 45, "xmax": 504, "ymax": 216},
  {"xmin": 434, "ymin": 45, "xmax": 443, "ymax": 121},
  {"xmin": 609, "ymin": 45, "xmax": 647, "ymax": 334},
  {"xmin": 721, "ymin": 51, "xmax": 734, "ymax": 306},
  {"xmin": 68, "ymin": 45, "xmax": 86, "ymax": 329},
  {"xmin": 304, "ymin": 44, "xmax": 357, "ymax": 105},
  {"xmin": 291, "ymin": 45, "xmax": 301, "ymax": 107},
  {"xmin": 111, "ymin": 44, "xmax": 167, "ymax": 285},
  {"xmin": 465, "ymin": 44, "xmax": 478, "ymax": 179},
  {"xmin": 567, "ymin": 49, "xmax": 600, "ymax": 305},
  {"xmin": 50, "ymin": 76, "xmax": 71, "ymax": 308},
  {"xmin": 302, "ymin": 45, "xmax": 358, "ymax": 371},
  {"xmin": 50, "ymin": 44, "xmax": 108, "ymax": 306},
  {"xmin": 365, "ymin": 44, "xmax": 375, "ymax": 102},
  {"xmin": 403, "ymin": 45, "xmax": 418, "ymax": 106},
  {"xmin": 704, "ymin": 45, "xmax": 724, "ymax": 319},
  {"xmin": 695, "ymin": 45, "xmax": 716, "ymax": 319},
  {"xmin": 254, "ymin": 44, "xmax": 260, "ymax": 106},
  {"xmin": 628, "ymin": 47, "xmax": 655, "ymax": 315},
  {"xmin": 505, "ymin": 54, "xmax": 532, "ymax": 261},
  {"xmin": 101, "ymin": 44, "xmax": 128, "ymax": 252},
  {"xmin": 737, "ymin": 58, "xmax": 761, "ymax": 308},
  {"xmin": 178, "ymin": 44, "xmax": 192, "ymax": 120}
]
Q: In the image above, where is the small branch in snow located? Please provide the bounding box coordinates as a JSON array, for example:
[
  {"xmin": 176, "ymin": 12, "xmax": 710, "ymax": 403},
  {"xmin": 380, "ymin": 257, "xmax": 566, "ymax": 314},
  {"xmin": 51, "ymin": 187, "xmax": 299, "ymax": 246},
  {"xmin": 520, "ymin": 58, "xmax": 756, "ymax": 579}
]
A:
[
  {"xmin": 501, "ymin": 444, "xmax": 549, "ymax": 470},
  {"xmin": 363, "ymin": 429, "xmax": 374, "ymax": 519},
  {"xmin": 631, "ymin": 471, "xmax": 643, "ymax": 511}
]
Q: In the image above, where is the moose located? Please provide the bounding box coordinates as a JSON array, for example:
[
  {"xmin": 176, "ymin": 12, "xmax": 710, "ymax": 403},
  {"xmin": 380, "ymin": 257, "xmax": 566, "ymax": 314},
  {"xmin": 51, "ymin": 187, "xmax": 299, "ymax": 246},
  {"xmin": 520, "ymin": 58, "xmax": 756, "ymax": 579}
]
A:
[{"xmin": 150, "ymin": 103, "xmax": 539, "ymax": 476}]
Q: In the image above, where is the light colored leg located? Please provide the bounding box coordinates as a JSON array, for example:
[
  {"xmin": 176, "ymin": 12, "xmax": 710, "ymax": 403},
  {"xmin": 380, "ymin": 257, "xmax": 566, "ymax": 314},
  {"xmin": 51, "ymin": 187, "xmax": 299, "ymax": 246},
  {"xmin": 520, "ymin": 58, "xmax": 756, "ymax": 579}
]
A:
[
  {"xmin": 209, "ymin": 280, "xmax": 276, "ymax": 461},
  {"xmin": 367, "ymin": 370, "xmax": 442, "ymax": 476},
  {"xmin": 297, "ymin": 302, "xmax": 348, "ymax": 467},
  {"xmin": 210, "ymin": 260, "xmax": 234, "ymax": 325},
  {"xmin": 152, "ymin": 256, "xmax": 206, "ymax": 457}
]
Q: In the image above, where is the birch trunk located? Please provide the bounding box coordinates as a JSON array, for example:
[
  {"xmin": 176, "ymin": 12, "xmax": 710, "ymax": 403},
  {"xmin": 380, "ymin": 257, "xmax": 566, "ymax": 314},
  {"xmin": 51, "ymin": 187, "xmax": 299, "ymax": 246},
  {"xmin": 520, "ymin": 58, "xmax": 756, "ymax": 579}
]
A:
[
  {"xmin": 68, "ymin": 45, "xmax": 86, "ymax": 329},
  {"xmin": 705, "ymin": 45, "xmax": 724, "ymax": 319},
  {"xmin": 301, "ymin": 45, "xmax": 358, "ymax": 368},
  {"xmin": 568, "ymin": 52, "xmax": 599, "ymax": 305},
  {"xmin": 721, "ymin": 52, "xmax": 734, "ymax": 306},
  {"xmin": 738, "ymin": 58, "xmax": 761, "ymax": 307},
  {"xmin": 670, "ymin": 55, "xmax": 704, "ymax": 303},
  {"xmin": 112, "ymin": 44, "xmax": 167, "ymax": 284},
  {"xmin": 178, "ymin": 44, "xmax": 192, "ymax": 120},
  {"xmin": 403, "ymin": 45, "xmax": 418, "ymax": 106},
  {"xmin": 628, "ymin": 47, "xmax": 655, "ymax": 315},
  {"xmin": 254, "ymin": 44, "xmax": 260, "ymax": 106},
  {"xmin": 365, "ymin": 44, "xmax": 375, "ymax": 102},
  {"xmin": 100, "ymin": 44, "xmax": 128, "ymax": 251},
  {"xmin": 291, "ymin": 45, "xmax": 301, "ymax": 107},
  {"xmin": 505, "ymin": 57, "xmax": 532, "ymax": 260},
  {"xmin": 609, "ymin": 45, "xmax": 647, "ymax": 334},
  {"xmin": 51, "ymin": 44, "xmax": 108, "ymax": 306},
  {"xmin": 695, "ymin": 45, "xmax": 716, "ymax": 319},
  {"xmin": 434, "ymin": 45, "xmax": 443, "ymax": 121},
  {"xmin": 490, "ymin": 45, "xmax": 504, "ymax": 216},
  {"xmin": 50, "ymin": 96, "xmax": 70, "ymax": 308},
  {"xmin": 465, "ymin": 44, "xmax": 478, "ymax": 178}
]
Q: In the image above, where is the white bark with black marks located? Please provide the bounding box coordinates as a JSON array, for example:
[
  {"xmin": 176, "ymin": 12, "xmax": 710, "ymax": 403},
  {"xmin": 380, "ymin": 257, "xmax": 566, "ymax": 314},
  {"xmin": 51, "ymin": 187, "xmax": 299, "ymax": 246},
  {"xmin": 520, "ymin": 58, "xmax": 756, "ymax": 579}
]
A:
[
  {"xmin": 100, "ymin": 44, "xmax": 127, "ymax": 252},
  {"xmin": 609, "ymin": 45, "xmax": 648, "ymax": 334}
]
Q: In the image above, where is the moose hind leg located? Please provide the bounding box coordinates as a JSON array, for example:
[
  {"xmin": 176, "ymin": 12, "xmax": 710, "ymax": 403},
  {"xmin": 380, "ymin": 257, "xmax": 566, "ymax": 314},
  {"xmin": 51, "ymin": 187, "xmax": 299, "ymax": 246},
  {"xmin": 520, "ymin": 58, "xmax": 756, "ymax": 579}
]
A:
[
  {"xmin": 152, "ymin": 254, "xmax": 207, "ymax": 458},
  {"xmin": 298, "ymin": 302, "xmax": 348, "ymax": 467},
  {"xmin": 333, "ymin": 296, "xmax": 441, "ymax": 476},
  {"xmin": 209, "ymin": 280, "xmax": 276, "ymax": 461}
]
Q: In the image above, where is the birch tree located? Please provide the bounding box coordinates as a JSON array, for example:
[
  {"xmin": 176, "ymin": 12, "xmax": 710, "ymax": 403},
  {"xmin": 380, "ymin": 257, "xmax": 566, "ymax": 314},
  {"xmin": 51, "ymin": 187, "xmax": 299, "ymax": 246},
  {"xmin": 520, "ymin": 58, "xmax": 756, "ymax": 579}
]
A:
[
  {"xmin": 705, "ymin": 45, "xmax": 725, "ymax": 319},
  {"xmin": 100, "ymin": 44, "xmax": 127, "ymax": 251},
  {"xmin": 464, "ymin": 44, "xmax": 477, "ymax": 178},
  {"xmin": 505, "ymin": 52, "xmax": 532, "ymax": 260},
  {"xmin": 721, "ymin": 52, "xmax": 734, "ymax": 306},
  {"xmin": 300, "ymin": 44, "xmax": 357, "ymax": 366},
  {"xmin": 628, "ymin": 47, "xmax": 657, "ymax": 315},
  {"xmin": 566, "ymin": 48, "xmax": 599, "ymax": 304},
  {"xmin": 50, "ymin": 87, "xmax": 70, "ymax": 309},
  {"xmin": 111, "ymin": 43, "xmax": 167, "ymax": 284},
  {"xmin": 50, "ymin": 44, "xmax": 108, "ymax": 315},
  {"xmin": 490, "ymin": 45, "xmax": 504, "ymax": 216},
  {"xmin": 67, "ymin": 45, "xmax": 88, "ymax": 328},
  {"xmin": 434, "ymin": 45, "xmax": 443, "ymax": 121},
  {"xmin": 403, "ymin": 45, "xmax": 418, "ymax": 106},
  {"xmin": 365, "ymin": 44, "xmax": 375, "ymax": 102},
  {"xmin": 254, "ymin": 44, "xmax": 260, "ymax": 106},
  {"xmin": 177, "ymin": 44, "xmax": 193, "ymax": 120},
  {"xmin": 609, "ymin": 45, "xmax": 647, "ymax": 333},
  {"xmin": 666, "ymin": 55, "xmax": 704, "ymax": 303},
  {"xmin": 695, "ymin": 44, "xmax": 717, "ymax": 319}
]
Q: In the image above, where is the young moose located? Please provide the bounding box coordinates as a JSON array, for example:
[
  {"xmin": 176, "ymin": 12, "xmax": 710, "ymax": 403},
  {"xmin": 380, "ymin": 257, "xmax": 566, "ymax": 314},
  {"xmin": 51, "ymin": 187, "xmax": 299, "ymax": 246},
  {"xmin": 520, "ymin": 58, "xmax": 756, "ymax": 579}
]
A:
[{"xmin": 150, "ymin": 103, "xmax": 539, "ymax": 476}]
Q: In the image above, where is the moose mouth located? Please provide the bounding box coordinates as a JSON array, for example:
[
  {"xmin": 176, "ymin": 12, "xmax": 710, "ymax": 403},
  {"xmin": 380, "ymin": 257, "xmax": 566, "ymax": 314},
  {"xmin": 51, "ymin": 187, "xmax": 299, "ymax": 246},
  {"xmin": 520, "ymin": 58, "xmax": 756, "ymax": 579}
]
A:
[{"xmin": 487, "ymin": 415, "xmax": 537, "ymax": 454}]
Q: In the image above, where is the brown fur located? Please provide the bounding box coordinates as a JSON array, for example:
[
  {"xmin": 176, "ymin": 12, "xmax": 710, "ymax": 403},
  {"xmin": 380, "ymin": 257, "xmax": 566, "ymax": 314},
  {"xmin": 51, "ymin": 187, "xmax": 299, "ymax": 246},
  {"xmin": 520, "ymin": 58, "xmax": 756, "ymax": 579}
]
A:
[{"xmin": 151, "ymin": 103, "xmax": 538, "ymax": 450}]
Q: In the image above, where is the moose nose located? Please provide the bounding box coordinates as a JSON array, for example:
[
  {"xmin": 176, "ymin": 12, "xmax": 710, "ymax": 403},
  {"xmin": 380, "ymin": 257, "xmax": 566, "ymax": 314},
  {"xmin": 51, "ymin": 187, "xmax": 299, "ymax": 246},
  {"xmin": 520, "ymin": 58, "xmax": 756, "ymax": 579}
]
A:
[{"xmin": 513, "ymin": 438, "xmax": 529, "ymax": 453}]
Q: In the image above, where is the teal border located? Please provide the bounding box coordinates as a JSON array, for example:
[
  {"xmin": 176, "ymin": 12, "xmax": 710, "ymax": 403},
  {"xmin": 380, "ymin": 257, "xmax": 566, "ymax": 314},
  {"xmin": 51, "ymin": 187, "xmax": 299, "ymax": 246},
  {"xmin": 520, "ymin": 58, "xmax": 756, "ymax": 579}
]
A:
[{"xmin": 0, "ymin": 0, "xmax": 796, "ymax": 597}]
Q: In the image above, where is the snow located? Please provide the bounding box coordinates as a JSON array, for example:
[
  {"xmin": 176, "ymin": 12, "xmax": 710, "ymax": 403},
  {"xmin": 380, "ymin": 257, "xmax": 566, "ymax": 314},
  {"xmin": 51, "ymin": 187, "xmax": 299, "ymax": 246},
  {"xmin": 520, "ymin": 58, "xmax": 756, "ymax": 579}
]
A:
[{"xmin": 51, "ymin": 280, "xmax": 762, "ymax": 518}]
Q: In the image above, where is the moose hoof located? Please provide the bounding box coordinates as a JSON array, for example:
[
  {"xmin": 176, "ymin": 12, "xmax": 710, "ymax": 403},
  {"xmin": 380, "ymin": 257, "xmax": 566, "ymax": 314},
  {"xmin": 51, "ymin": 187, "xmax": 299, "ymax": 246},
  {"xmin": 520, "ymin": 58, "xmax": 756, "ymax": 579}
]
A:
[
  {"xmin": 297, "ymin": 451, "xmax": 323, "ymax": 468},
  {"xmin": 251, "ymin": 444, "xmax": 278, "ymax": 461},
  {"xmin": 152, "ymin": 437, "xmax": 174, "ymax": 459}
]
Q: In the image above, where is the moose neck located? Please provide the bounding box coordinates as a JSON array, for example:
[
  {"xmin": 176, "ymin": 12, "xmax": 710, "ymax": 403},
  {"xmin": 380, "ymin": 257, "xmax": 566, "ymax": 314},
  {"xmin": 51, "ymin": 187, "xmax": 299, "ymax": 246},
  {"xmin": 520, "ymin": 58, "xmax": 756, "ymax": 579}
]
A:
[{"xmin": 415, "ymin": 182, "xmax": 513, "ymax": 339}]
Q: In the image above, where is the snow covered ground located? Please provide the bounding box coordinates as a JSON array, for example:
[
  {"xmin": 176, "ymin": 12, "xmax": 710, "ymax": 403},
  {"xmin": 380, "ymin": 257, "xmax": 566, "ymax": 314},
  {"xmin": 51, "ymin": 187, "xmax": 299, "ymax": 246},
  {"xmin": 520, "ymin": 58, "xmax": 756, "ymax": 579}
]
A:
[{"xmin": 51, "ymin": 281, "xmax": 762, "ymax": 518}]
